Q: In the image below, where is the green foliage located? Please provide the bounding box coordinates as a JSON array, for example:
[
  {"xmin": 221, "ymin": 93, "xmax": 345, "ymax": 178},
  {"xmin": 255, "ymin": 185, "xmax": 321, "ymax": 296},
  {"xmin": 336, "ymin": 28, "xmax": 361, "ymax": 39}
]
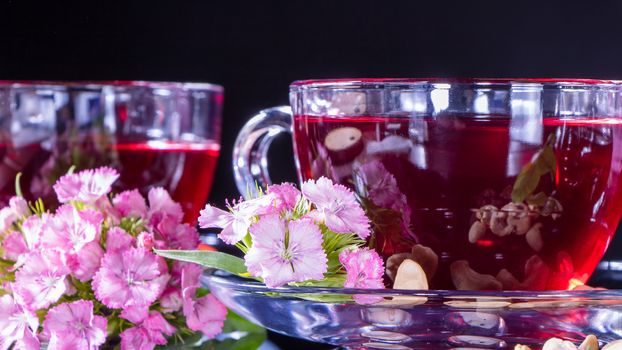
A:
[
  {"xmin": 512, "ymin": 134, "xmax": 557, "ymax": 203},
  {"xmin": 154, "ymin": 250, "xmax": 250, "ymax": 277}
]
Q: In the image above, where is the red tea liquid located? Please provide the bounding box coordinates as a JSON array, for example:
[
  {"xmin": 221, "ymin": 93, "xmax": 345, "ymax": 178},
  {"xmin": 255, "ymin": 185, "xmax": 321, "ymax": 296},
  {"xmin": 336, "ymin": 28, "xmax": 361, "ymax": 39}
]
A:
[
  {"xmin": 0, "ymin": 141, "xmax": 219, "ymax": 222},
  {"xmin": 294, "ymin": 114, "xmax": 622, "ymax": 290}
]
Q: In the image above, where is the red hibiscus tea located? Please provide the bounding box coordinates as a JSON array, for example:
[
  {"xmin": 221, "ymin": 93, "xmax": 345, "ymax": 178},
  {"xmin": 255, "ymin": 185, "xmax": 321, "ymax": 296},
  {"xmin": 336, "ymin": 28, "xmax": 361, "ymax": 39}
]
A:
[
  {"xmin": 0, "ymin": 141, "xmax": 219, "ymax": 222},
  {"xmin": 293, "ymin": 114, "xmax": 622, "ymax": 290}
]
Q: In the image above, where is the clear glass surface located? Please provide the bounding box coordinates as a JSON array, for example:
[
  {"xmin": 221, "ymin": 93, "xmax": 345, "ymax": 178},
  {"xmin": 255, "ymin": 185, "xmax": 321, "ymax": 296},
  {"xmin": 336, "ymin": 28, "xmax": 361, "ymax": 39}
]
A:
[
  {"xmin": 206, "ymin": 271, "xmax": 622, "ymax": 349},
  {"xmin": 0, "ymin": 80, "xmax": 223, "ymax": 221}
]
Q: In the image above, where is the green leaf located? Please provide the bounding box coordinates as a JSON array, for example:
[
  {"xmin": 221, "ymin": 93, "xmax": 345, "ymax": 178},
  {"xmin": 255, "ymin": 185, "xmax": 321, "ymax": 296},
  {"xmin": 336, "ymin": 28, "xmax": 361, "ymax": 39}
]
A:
[
  {"xmin": 512, "ymin": 163, "xmax": 540, "ymax": 203},
  {"xmin": 154, "ymin": 250, "xmax": 248, "ymax": 276},
  {"xmin": 526, "ymin": 192, "xmax": 549, "ymax": 206},
  {"xmin": 511, "ymin": 141, "xmax": 557, "ymax": 203},
  {"xmin": 212, "ymin": 333, "xmax": 266, "ymax": 350},
  {"xmin": 159, "ymin": 332, "xmax": 203, "ymax": 349},
  {"xmin": 222, "ymin": 311, "xmax": 265, "ymax": 335}
]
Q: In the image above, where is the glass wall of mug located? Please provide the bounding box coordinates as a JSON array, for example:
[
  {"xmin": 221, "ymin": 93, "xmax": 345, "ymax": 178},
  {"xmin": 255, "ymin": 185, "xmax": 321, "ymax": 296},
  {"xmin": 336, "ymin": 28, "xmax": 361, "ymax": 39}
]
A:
[
  {"xmin": 0, "ymin": 81, "xmax": 223, "ymax": 221},
  {"xmin": 235, "ymin": 78, "xmax": 622, "ymax": 290}
]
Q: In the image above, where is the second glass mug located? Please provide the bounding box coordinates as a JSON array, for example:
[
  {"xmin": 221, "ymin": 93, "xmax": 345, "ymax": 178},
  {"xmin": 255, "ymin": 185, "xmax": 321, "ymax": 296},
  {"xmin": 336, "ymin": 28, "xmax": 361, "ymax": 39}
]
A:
[
  {"xmin": 234, "ymin": 78, "xmax": 622, "ymax": 291},
  {"xmin": 0, "ymin": 81, "xmax": 223, "ymax": 222}
]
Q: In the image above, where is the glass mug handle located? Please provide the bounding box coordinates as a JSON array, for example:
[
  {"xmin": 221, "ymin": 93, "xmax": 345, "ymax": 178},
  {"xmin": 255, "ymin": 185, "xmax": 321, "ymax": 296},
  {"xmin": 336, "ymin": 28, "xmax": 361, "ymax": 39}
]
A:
[{"xmin": 233, "ymin": 106, "xmax": 293, "ymax": 199}]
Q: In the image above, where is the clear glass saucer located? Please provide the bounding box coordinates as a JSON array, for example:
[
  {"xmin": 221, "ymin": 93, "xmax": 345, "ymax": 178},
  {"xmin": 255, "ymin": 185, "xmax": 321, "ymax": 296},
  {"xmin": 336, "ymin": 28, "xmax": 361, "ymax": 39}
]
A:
[{"xmin": 203, "ymin": 270, "xmax": 622, "ymax": 350}]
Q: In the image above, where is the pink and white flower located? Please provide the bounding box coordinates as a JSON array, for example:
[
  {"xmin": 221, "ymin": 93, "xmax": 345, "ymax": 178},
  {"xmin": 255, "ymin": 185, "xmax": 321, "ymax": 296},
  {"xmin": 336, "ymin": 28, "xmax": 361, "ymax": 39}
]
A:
[
  {"xmin": 43, "ymin": 300, "xmax": 107, "ymax": 350},
  {"xmin": 301, "ymin": 177, "xmax": 370, "ymax": 239},
  {"xmin": 180, "ymin": 263, "xmax": 227, "ymax": 339},
  {"xmin": 13, "ymin": 250, "xmax": 70, "ymax": 310},
  {"xmin": 2, "ymin": 232, "xmax": 28, "ymax": 261},
  {"xmin": 267, "ymin": 183, "xmax": 301, "ymax": 211},
  {"xmin": 93, "ymin": 248, "xmax": 170, "ymax": 309},
  {"xmin": 155, "ymin": 218, "xmax": 199, "ymax": 250},
  {"xmin": 198, "ymin": 194, "xmax": 275, "ymax": 245},
  {"xmin": 0, "ymin": 196, "xmax": 28, "ymax": 233},
  {"xmin": 147, "ymin": 187, "xmax": 184, "ymax": 225},
  {"xmin": 41, "ymin": 205, "xmax": 103, "ymax": 254},
  {"xmin": 0, "ymin": 294, "xmax": 40, "ymax": 350},
  {"xmin": 339, "ymin": 247, "xmax": 385, "ymax": 304},
  {"xmin": 70, "ymin": 242, "xmax": 104, "ymax": 282},
  {"xmin": 113, "ymin": 189, "xmax": 148, "ymax": 219},
  {"xmin": 119, "ymin": 311, "xmax": 175, "ymax": 350},
  {"xmin": 105, "ymin": 227, "xmax": 135, "ymax": 253},
  {"xmin": 244, "ymin": 214, "xmax": 327, "ymax": 287},
  {"xmin": 53, "ymin": 167, "xmax": 119, "ymax": 203}
]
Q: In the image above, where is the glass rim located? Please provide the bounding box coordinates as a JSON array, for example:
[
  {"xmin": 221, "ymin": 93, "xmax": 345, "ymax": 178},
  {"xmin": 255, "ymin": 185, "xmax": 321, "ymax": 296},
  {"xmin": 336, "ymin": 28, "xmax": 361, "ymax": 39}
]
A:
[
  {"xmin": 204, "ymin": 270, "xmax": 622, "ymax": 299},
  {"xmin": 290, "ymin": 77, "xmax": 622, "ymax": 91},
  {"xmin": 0, "ymin": 80, "xmax": 224, "ymax": 92}
]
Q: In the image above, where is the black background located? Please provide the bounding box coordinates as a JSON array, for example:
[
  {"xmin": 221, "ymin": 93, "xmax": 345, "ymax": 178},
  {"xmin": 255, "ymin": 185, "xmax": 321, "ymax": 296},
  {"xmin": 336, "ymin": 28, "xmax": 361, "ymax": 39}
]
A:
[{"xmin": 3, "ymin": 1, "xmax": 622, "ymax": 348}]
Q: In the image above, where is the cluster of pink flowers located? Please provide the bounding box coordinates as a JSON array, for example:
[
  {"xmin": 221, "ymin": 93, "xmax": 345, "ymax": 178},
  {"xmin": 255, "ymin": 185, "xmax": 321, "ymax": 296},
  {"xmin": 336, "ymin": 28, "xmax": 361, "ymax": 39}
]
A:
[
  {"xmin": 199, "ymin": 177, "xmax": 385, "ymax": 299},
  {"xmin": 0, "ymin": 167, "xmax": 226, "ymax": 350}
]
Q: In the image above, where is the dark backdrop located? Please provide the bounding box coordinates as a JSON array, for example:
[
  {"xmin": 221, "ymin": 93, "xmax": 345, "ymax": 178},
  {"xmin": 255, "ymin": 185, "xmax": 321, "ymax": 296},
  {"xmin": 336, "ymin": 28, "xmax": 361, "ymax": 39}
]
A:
[{"xmin": 2, "ymin": 1, "xmax": 622, "ymax": 348}]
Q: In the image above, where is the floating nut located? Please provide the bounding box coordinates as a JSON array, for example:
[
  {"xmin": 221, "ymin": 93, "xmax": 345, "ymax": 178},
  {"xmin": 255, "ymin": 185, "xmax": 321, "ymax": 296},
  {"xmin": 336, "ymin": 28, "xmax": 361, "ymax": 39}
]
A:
[
  {"xmin": 444, "ymin": 300, "xmax": 510, "ymax": 309},
  {"xmin": 468, "ymin": 221, "xmax": 486, "ymax": 243},
  {"xmin": 579, "ymin": 335, "xmax": 599, "ymax": 350},
  {"xmin": 381, "ymin": 259, "xmax": 428, "ymax": 306},
  {"xmin": 394, "ymin": 259, "xmax": 428, "ymax": 290},
  {"xmin": 386, "ymin": 253, "xmax": 412, "ymax": 282},
  {"xmin": 526, "ymin": 223, "xmax": 544, "ymax": 252},
  {"xmin": 476, "ymin": 205, "xmax": 498, "ymax": 226},
  {"xmin": 505, "ymin": 203, "xmax": 532, "ymax": 235},
  {"xmin": 411, "ymin": 244, "xmax": 438, "ymax": 280},
  {"xmin": 543, "ymin": 337, "xmax": 578, "ymax": 350},
  {"xmin": 490, "ymin": 210, "xmax": 512, "ymax": 236},
  {"xmin": 603, "ymin": 339, "xmax": 622, "ymax": 350},
  {"xmin": 496, "ymin": 269, "xmax": 521, "ymax": 290},
  {"xmin": 450, "ymin": 260, "xmax": 502, "ymax": 291},
  {"xmin": 323, "ymin": 127, "xmax": 364, "ymax": 165},
  {"xmin": 515, "ymin": 344, "xmax": 533, "ymax": 350}
]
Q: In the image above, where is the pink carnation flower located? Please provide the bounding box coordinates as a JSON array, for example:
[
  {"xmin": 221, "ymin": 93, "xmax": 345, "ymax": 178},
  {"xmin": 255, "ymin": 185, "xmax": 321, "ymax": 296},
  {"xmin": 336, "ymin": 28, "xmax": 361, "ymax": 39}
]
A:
[
  {"xmin": 267, "ymin": 183, "xmax": 301, "ymax": 211},
  {"xmin": 244, "ymin": 215, "xmax": 327, "ymax": 287},
  {"xmin": 155, "ymin": 218, "xmax": 199, "ymax": 250},
  {"xmin": 119, "ymin": 311, "xmax": 175, "ymax": 350},
  {"xmin": 21, "ymin": 214, "xmax": 47, "ymax": 251},
  {"xmin": 53, "ymin": 167, "xmax": 119, "ymax": 203},
  {"xmin": 198, "ymin": 194, "xmax": 275, "ymax": 245},
  {"xmin": 180, "ymin": 264, "xmax": 226, "ymax": 339},
  {"xmin": 301, "ymin": 177, "xmax": 370, "ymax": 239},
  {"xmin": 147, "ymin": 187, "xmax": 184, "ymax": 225},
  {"xmin": 105, "ymin": 227, "xmax": 135, "ymax": 253},
  {"xmin": 0, "ymin": 294, "xmax": 40, "ymax": 350},
  {"xmin": 14, "ymin": 250, "xmax": 70, "ymax": 310},
  {"xmin": 339, "ymin": 247, "xmax": 385, "ymax": 304},
  {"xmin": 43, "ymin": 300, "xmax": 107, "ymax": 350},
  {"xmin": 183, "ymin": 294, "xmax": 227, "ymax": 339},
  {"xmin": 2, "ymin": 231, "xmax": 28, "ymax": 261},
  {"xmin": 93, "ymin": 248, "xmax": 170, "ymax": 309},
  {"xmin": 69, "ymin": 242, "xmax": 105, "ymax": 282},
  {"xmin": 0, "ymin": 196, "xmax": 28, "ymax": 233},
  {"xmin": 159, "ymin": 287, "xmax": 182, "ymax": 313},
  {"xmin": 113, "ymin": 189, "xmax": 148, "ymax": 219},
  {"xmin": 41, "ymin": 205, "xmax": 103, "ymax": 254}
]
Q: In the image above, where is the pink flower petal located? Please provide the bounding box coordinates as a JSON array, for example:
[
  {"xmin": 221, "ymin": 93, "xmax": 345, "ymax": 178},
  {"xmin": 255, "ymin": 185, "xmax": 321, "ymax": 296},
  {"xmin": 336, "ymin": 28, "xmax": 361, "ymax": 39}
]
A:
[
  {"xmin": 3, "ymin": 231, "xmax": 28, "ymax": 261},
  {"xmin": 183, "ymin": 294, "xmax": 226, "ymax": 339},
  {"xmin": 267, "ymin": 183, "xmax": 301, "ymax": 211},
  {"xmin": 93, "ymin": 248, "xmax": 170, "ymax": 309},
  {"xmin": 105, "ymin": 227, "xmax": 135, "ymax": 253},
  {"xmin": 14, "ymin": 250, "xmax": 70, "ymax": 310},
  {"xmin": 147, "ymin": 187, "xmax": 183, "ymax": 225},
  {"xmin": 113, "ymin": 189, "xmax": 148, "ymax": 218},
  {"xmin": 44, "ymin": 300, "xmax": 107, "ymax": 350},
  {"xmin": 120, "ymin": 305, "xmax": 150, "ymax": 324},
  {"xmin": 245, "ymin": 215, "xmax": 327, "ymax": 287}
]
